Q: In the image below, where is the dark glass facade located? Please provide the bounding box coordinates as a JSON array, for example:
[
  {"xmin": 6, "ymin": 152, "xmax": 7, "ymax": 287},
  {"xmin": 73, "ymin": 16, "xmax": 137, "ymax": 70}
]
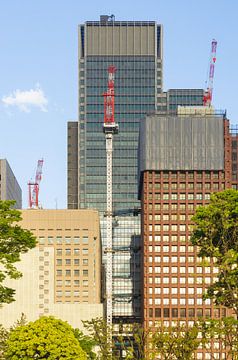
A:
[{"xmin": 80, "ymin": 55, "xmax": 160, "ymax": 212}]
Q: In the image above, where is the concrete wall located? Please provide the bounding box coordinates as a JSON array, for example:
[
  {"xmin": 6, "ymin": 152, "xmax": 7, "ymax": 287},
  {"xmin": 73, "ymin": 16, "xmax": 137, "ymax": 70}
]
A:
[
  {"xmin": 0, "ymin": 209, "xmax": 103, "ymax": 330},
  {"xmin": 85, "ymin": 23, "xmax": 157, "ymax": 56},
  {"xmin": 0, "ymin": 159, "xmax": 22, "ymax": 208}
]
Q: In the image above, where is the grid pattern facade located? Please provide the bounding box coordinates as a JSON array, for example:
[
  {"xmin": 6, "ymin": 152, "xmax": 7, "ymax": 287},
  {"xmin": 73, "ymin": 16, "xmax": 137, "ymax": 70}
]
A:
[
  {"xmin": 69, "ymin": 20, "xmax": 163, "ymax": 212},
  {"xmin": 21, "ymin": 209, "xmax": 101, "ymax": 305},
  {"xmin": 139, "ymin": 117, "xmax": 237, "ymax": 359},
  {"xmin": 157, "ymin": 89, "xmax": 204, "ymax": 113}
]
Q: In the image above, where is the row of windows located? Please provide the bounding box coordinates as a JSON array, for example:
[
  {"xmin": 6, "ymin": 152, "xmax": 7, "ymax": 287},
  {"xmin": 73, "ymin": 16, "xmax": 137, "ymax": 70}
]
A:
[
  {"xmin": 148, "ymin": 287, "xmax": 209, "ymax": 295},
  {"xmin": 56, "ymin": 248, "xmax": 88, "ymax": 255},
  {"xmin": 147, "ymin": 298, "xmax": 211, "ymax": 305},
  {"xmin": 56, "ymin": 279, "xmax": 83, "ymax": 286},
  {"xmin": 147, "ymin": 171, "xmax": 223, "ymax": 179},
  {"xmin": 148, "ymin": 245, "xmax": 194, "ymax": 252},
  {"xmin": 148, "ymin": 266, "xmax": 216, "ymax": 276},
  {"xmin": 148, "ymin": 214, "xmax": 191, "ymax": 221},
  {"xmin": 148, "ymin": 307, "xmax": 214, "ymax": 318},
  {"xmin": 148, "ymin": 276, "xmax": 207, "ymax": 285},
  {"xmin": 148, "ymin": 235, "xmax": 190, "ymax": 242},
  {"xmin": 148, "ymin": 182, "xmax": 220, "ymax": 190},
  {"xmin": 56, "ymin": 290, "xmax": 88, "ymax": 297},
  {"xmin": 148, "ymin": 266, "xmax": 217, "ymax": 277},
  {"xmin": 39, "ymin": 237, "xmax": 89, "ymax": 245},
  {"xmin": 146, "ymin": 193, "xmax": 211, "ymax": 200},
  {"xmin": 56, "ymin": 269, "xmax": 88, "ymax": 276},
  {"xmin": 147, "ymin": 203, "xmax": 195, "ymax": 211},
  {"xmin": 149, "ymin": 224, "xmax": 189, "ymax": 232},
  {"xmin": 56, "ymin": 258, "xmax": 88, "ymax": 266}
]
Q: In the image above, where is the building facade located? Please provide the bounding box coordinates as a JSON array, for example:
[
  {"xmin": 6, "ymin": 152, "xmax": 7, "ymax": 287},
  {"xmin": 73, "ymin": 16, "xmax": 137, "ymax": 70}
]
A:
[
  {"xmin": 138, "ymin": 113, "xmax": 237, "ymax": 359},
  {"xmin": 0, "ymin": 159, "xmax": 22, "ymax": 208},
  {"xmin": 68, "ymin": 16, "xmax": 163, "ymax": 211},
  {"xmin": 0, "ymin": 209, "xmax": 103, "ymax": 330}
]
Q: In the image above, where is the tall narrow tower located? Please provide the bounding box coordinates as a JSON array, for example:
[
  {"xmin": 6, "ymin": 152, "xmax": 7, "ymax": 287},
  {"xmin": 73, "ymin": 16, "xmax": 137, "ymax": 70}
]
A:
[{"xmin": 103, "ymin": 66, "xmax": 118, "ymax": 328}]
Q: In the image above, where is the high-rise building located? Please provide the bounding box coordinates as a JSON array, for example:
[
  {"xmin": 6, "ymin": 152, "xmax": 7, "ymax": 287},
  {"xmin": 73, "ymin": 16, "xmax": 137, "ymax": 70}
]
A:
[
  {"xmin": 0, "ymin": 209, "xmax": 103, "ymax": 330},
  {"xmin": 67, "ymin": 16, "xmax": 209, "ymax": 325},
  {"xmin": 68, "ymin": 16, "xmax": 163, "ymax": 212},
  {"xmin": 67, "ymin": 15, "xmax": 164, "ymax": 323},
  {"xmin": 138, "ymin": 112, "xmax": 237, "ymax": 359},
  {"xmin": 0, "ymin": 159, "xmax": 22, "ymax": 208}
]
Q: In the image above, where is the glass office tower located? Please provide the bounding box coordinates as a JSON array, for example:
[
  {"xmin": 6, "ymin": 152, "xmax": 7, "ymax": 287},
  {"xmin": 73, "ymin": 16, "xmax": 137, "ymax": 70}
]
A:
[
  {"xmin": 68, "ymin": 16, "xmax": 163, "ymax": 211},
  {"xmin": 67, "ymin": 15, "xmax": 163, "ymax": 324}
]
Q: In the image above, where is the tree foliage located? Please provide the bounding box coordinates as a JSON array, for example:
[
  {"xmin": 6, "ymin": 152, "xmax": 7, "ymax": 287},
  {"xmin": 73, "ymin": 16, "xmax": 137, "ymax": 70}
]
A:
[
  {"xmin": 5, "ymin": 316, "xmax": 87, "ymax": 359},
  {"xmin": 0, "ymin": 200, "xmax": 36, "ymax": 304},
  {"xmin": 83, "ymin": 318, "xmax": 112, "ymax": 359},
  {"xmin": 191, "ymin": 189, "xmax": 238, "ymax": 314},
  {"xmin": 151, "ymin": 324, "xmax": 201, "ymax": 360},
  {"xmin": 73, "ymin": 328, "xmax": 96, "ymax": 359}
]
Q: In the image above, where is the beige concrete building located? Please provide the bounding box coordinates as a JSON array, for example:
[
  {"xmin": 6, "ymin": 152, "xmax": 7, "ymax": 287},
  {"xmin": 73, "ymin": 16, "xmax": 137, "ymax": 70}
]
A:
[
  {"xmin": 0, "ymin": 209, "xmax": 103, "ymax": 330},
  {"xmin": 0, "ymin": 159, "xmax": 22, "ymax": 208}
]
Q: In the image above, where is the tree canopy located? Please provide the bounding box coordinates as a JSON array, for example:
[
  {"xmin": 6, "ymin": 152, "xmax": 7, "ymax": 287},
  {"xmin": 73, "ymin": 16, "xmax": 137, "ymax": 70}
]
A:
[
  {"xmin": 0, "ymin": 200, "xmax": 36, "ymax": 304},
  {"xmin": 191, "ymin": 189, "xmax": 238, "ymax": 313},
  {"xmin": 5, "ymin": 316, "xmax": 87, "ymax": 360}
]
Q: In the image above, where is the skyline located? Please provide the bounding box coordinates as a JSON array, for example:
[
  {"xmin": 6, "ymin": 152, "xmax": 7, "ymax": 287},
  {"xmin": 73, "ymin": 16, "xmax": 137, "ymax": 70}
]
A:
[{"xmin": 0, "ymin": 0, "xmax": 237, "ymax": 209}]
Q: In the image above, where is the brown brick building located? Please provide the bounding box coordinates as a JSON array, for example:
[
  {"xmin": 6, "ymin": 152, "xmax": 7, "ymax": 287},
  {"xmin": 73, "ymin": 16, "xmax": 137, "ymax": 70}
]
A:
[{"xmin": 138, "ymin": 112, "xmax": 238, "ymax": 359}]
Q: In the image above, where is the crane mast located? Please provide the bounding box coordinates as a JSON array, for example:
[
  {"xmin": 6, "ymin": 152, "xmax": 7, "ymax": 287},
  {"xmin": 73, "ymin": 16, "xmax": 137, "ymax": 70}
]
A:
[
  {"xmin": 103, "ymin": 65, "xmax": 118, "ymax": 337},
  {"xmin": 28, "ymin": 159, "xmax": 44, "ymax": 209},
  {"xmin": 203, "ymin": 39, "xmax": 217, "ymax": 106}
]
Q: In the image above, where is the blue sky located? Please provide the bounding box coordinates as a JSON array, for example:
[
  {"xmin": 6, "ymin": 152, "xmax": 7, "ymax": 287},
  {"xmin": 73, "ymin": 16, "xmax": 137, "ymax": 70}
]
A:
[{"xmin": 0, "ymin": 0, "xmax": 237, "ymax": 209}]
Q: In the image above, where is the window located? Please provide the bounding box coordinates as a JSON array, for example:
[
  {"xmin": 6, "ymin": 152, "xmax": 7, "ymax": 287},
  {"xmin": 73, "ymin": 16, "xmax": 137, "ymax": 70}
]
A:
[
  {"xmin": 65, "ymin": 259, "xmax": 71, "ymax": 265},
  {"xmin": 56, "ymin": 259, "xmax": 62, "ymax": 266},
  {"xmin": 74, "ymin": 249, "xmax": 80, "ymax": 255},
  {"xmin": 83, "ymin": 270, "xmax": 88, "ymax": 276},
  {"xmin": 65, "ymin": 270, "xmax": 71, "ymax": 276},
  {"xmin": 74, "ymin": 270, "xmax": 80, "ymax": 276},
  {"xmin": 82, "ymin": 249, "xmax": 88, "ymax": 255},
  {"xmin": 163, "ymin": 308, "xmax": 170, "ymax": 317},
  {"xmin": 65, "ymin": 249, "xmax": 71, "ymax": 255},
  {"xmin": 155, "ymin": 308, "xmax": 161, "ymax": 317},
  {"xmin": 172, "ymin": 308, "xmax": 178, "ymax": 317}
]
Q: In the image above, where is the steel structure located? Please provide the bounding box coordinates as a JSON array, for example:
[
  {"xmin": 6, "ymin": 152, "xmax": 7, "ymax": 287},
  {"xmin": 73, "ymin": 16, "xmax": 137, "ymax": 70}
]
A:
[
  {"xmin": 28, "ymin": 159, "xmax": 44, "ymax": 209},
  {"xmin": 203, "ymin": 39, "xmax": 217, "ymax": 106},
  {"xmin": 103, "ymin": 66, "xmax": 118, "ymax": 330}
]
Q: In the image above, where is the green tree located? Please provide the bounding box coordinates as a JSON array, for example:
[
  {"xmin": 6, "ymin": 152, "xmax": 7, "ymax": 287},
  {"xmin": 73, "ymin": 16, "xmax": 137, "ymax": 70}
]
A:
[
  {"xmin": 74, "ymin": 328, "xmax": 96, "ymax": 359},
  {"xmin": 83, "ymin": 318, "xmax": 112, "ymax": 359},
  {"xmin": 151, "ymin": 324, "xmax": 201, "ymax": 360},
  {"xmin": 0, "ymin": 200, "xmax": 36, "ymax": 304},
  {"xmin": 5, "ymin": 316, "xmax": 87, "ymax": 359},
  {"xmin": 191, "ymin": 189, "xmax": 238, "ymax": 314}
]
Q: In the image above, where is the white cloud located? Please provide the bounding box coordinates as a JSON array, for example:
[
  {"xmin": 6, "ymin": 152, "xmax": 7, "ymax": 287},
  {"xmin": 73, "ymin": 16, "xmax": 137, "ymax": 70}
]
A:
[{"xmin": 2, "ymin": 85, "xmax": 48, "ymax": 113}]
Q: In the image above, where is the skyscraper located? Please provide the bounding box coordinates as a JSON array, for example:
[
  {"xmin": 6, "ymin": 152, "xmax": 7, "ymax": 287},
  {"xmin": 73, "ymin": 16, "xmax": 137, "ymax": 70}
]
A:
[
  {"xmin": 138, "ymin": 112, "xmax": 237, "ymax": 359},
  {"xmin": 68, "ymin": 16, "xmax": 163, "ymax": 212}
]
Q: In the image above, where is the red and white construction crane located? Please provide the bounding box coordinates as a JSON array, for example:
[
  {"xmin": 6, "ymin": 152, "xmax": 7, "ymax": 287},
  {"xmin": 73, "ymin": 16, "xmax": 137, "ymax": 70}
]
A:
[
  {"xmin": 203, "ymin": 39, "xmax": 217, "ymax": 106},
  {"xmin": 103, "ymin": 66, "xmax": 118, "ymax": 334},
  {"xmin": 28, "ymin": 159, "xmax": 44, "ymax": 209}
]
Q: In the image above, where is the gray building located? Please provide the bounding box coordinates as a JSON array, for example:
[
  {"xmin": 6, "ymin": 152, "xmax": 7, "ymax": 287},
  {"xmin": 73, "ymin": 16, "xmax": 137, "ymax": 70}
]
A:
[
  {"xmin": 157, "ymin": 88, "xmax": 204, "ymax": 113},
  {"xmin": 68, "ymin": 16, "xmax": 163, "ymax": 212},
  {"xmin": 0, "ymin": 159, "xmax": 22, "ymax": 208}
]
